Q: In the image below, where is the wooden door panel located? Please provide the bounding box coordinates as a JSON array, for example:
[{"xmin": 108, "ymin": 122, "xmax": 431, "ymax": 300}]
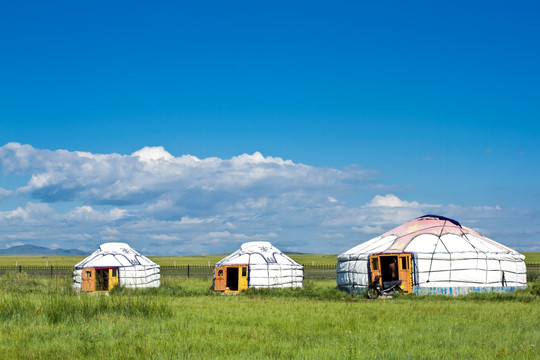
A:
[
  {"xmin": 82, "ymin": 268, "xmax": 95, "ymax": 292},
  {"xmin": 214, "ymin": 267, "xmax": 226, "ymax": 291}
]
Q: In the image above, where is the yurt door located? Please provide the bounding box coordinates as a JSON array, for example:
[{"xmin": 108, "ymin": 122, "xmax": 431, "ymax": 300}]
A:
[
  {"xmin": 109, "ymin": 268, "xmax": 119, "ymax": 291},
  {"xmin": 225, "ymin": 266, "xmax": 248, "ymax": 292},
  {"xmin": 226, "ymin": 267, "xmax": 240, "ymax": 291},
  {"xmin": 214, "ymin": 267, "xmax": 226, "ymax": 291},
  {"xmin": 398, "ymin": 255, "xmax": 412, "ymax": 293},
  {"xmin": 95, "ymin": 268, "xmax": 109, "ymax": 291},
  {"xmin": 82, "ymin": 268, "xmax": 96, "ymax": 292}
]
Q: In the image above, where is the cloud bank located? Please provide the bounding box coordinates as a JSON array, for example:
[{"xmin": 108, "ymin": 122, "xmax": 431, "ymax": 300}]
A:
[{"xmin": 0, "ymin": 143, "xmax": 537, "ymax": 254}]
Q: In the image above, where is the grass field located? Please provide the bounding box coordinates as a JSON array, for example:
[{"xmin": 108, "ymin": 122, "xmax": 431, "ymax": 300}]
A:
[
  {"xmin": 1, "ymin": 252, "xmax": 538, "ymax": 267},
  {"xmin": 0, "ymin": 272, "xmax": 538, "ymax": 359},
  {"xmin": 523, "ymin": 252, "xmax": 540, "ymax": 263}
]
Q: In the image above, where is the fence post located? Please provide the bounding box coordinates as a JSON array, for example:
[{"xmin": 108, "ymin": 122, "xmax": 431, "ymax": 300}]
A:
[
  {"xmin": 50, "ymin": 265, "xmax": 53, "ymax": 277},
  {"xmin": 19, "ymin": 265, "xmax": 22, "ymax": 273},
  {"xmin": 187, "ymin": 265, "xmax": 190, "ymax": 278}
]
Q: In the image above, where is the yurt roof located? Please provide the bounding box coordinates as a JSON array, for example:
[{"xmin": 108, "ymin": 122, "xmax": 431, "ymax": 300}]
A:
[
  {"xmin": 216, "ymin": 241, "xmax": 300, "ymax": 267},
  {"xmin": 74, "ymin": 242, "xmax": 158, "ymax": 269},
  {"xmin": 339, "ymin": 215, "xmax": 523, "ymax": 260}
]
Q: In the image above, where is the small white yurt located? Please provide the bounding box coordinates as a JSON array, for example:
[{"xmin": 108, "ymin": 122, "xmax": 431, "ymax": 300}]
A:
[
  {"xmin": 213, "ymin": 241, "xmax": 303, "ymax": 292},
  {"xmin": 337, "ymin": 215, "xmax": 527, "ymax": 295},
  {"xmin": 73, "ymin": 242, "xmax": 160, "ymax": 292}
]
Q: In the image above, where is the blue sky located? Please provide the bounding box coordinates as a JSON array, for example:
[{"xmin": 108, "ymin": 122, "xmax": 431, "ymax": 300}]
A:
[{"xmin": 0, "ymin": 2, "xmax": 539, "ymax": 255}]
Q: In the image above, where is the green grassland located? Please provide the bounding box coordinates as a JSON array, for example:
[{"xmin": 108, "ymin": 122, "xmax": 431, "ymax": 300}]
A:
[
  {"xmin": 523, "ymin": 252, "xmax": 540, "ymax": 263},
  {"xmin": 0, "ymin": 273, "xmax": 539, "ymax": 359},
  {"xmin": 0, "ymin": 255, "xmax": 86, "ymax": 267}
]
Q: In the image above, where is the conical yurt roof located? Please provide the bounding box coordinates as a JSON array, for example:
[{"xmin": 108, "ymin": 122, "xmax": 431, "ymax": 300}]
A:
[
  {"xmin": 338, "ymin": 215, "xmax": 524, "ymax": 260},
  {"xmin": 216, "ymin": 241, "xmax": 300, "ymax": 267},
  {"xmin": 74, "ymin": 242, "xmax": 158, "ymax": 269}
]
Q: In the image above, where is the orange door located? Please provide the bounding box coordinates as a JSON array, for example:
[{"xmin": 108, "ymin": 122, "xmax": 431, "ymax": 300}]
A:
[
  {"xmin": 398, "ymin": 255, "xmax": 412, "ymax": 293},
  {"xmin": 369, "ymin": 255, "xmax": 382, "ymax": 286},
  {"xmin": 81, "ymin": 268, "xmax": 95, "ymax": 292},
  {"xmin": 214, "ymin": 267, "xmax": 226, "ymax": 291}
]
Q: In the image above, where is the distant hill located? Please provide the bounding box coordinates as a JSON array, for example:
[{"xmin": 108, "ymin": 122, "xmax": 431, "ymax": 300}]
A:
[{"xmin": 0, "ymin": 244, "xmax": 87, "ymax": 256}]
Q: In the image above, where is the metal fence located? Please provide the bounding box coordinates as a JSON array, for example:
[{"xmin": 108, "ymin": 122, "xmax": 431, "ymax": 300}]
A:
[
  {"xmin": 0, "ymin": 263, "xmax": 539, "ymax": 281},
  {"xmin": 0, "ymin": 265, "xmax": 73, "ymax": 276},
  {"xmin": 527, "ymin": 262, "xmax": 540, "ymax": 281},
  {"xmin": 0, "ymin": 264, "xmax": 337, "ymax": 279}
]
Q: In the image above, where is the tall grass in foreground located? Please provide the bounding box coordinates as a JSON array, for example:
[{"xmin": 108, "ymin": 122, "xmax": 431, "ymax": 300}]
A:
[{"xmin": 0, "ymin": 274, "xmax": 538, "ymax": 359}]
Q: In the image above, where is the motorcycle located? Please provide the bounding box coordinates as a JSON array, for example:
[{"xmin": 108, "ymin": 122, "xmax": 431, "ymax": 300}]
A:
[{"xmin": 366, "ymin": 275, "xmax": 403, "ymax": 299}]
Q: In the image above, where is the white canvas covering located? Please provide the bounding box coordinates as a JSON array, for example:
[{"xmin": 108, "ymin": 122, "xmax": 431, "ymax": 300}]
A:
[
  {"xmin": 215, "ymin": 241, "xmax": 303, "ymax": 288},
  {"xmin": 72, "ymin": 242, "xmax": 160, "ymax": 290},
  {"xmin": 337, "ymin": 215, "xmax": 527, "ymax": 295}
]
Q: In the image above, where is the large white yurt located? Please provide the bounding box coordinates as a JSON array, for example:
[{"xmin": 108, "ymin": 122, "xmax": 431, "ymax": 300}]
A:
[
  {"xmin": 337, "ymin": 215, "xmax": 527, "ymax": 295},
  {"xmin": 73, "ymin": 242, "xmax": 160, "ymax": 292},
  {"xmin": 213, "ymin": 241, "xmax": 303, "ymax": 292}
]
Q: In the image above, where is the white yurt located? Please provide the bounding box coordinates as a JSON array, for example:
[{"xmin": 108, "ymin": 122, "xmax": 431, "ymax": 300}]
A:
[
  {"xmin": 73, "ymin": 242, "xmax": 160, "ymax": 292},
  {"xmin": 213, "ymin": 241, "xmax": 303, "ymax": 292},
  {"xmin": 337, "ymin": 215, "xmax": 527, "ymax": 295}
]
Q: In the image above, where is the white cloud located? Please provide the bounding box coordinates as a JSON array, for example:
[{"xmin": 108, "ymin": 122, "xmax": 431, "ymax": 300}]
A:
[
  {"xmin": 0, "ymin": 143, "xmax": 373, "ymax": 208},
  {"xmin": 101, "ymin": 227, "xmax": 120, "ymax": 236},
  {"xmin": 178, "ymin": 216, "xmax": 211, "ymax": 225},
  {"xmin": 65, "ymin": 206, "xmax": 127, "ymax": 222},
  {"xmin": 364, "ymin": 194, "xmax": 420, "ymax": 208},
  {"xmin": 151, "ymin": 234, "xmax": 182, "ymax": 241},
  {"xmin": 132, "ymin": 146, "xmax": 173, "ymax": 162},
  {"xmin": 0, "ymin": 187, "xmax": 12, "ymax": 201},
  {"xmin": 3, "ymin": 207, "xmax": 28, "ymax": 220},
  {"xmin": 0, "ymin": 202, "xmax": 55, "ymax": 222},
  {"xmin": 0, "ymin": 143, "xmax": 538, "ymax": 254},
  {"xmin": 5, "ymin": 242, "xmax": 24, "ymax": 249},
  {"xmin": 207, "ymin": 231, "xmax": 232, "ymax": 238},
  {"xmin": 352, "ymin": 225, "xmax": 386, "ymax": 234},
  {"xmin": 321, "ymin": 233, "xmax": 344, "ymax": 239}
]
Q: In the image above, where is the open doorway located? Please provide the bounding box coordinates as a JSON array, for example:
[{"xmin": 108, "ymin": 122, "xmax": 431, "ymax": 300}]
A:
[
  {"xmin": 95, "ymin": 269, "xmax": 109, "ymax": 291},
  {"xmin": 380, "ymin": 256, "xmax": 399, "ymax": 284},
  {"xmin": 226, "ymin": 267, "xmax": 239, "ymax": 291}
]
